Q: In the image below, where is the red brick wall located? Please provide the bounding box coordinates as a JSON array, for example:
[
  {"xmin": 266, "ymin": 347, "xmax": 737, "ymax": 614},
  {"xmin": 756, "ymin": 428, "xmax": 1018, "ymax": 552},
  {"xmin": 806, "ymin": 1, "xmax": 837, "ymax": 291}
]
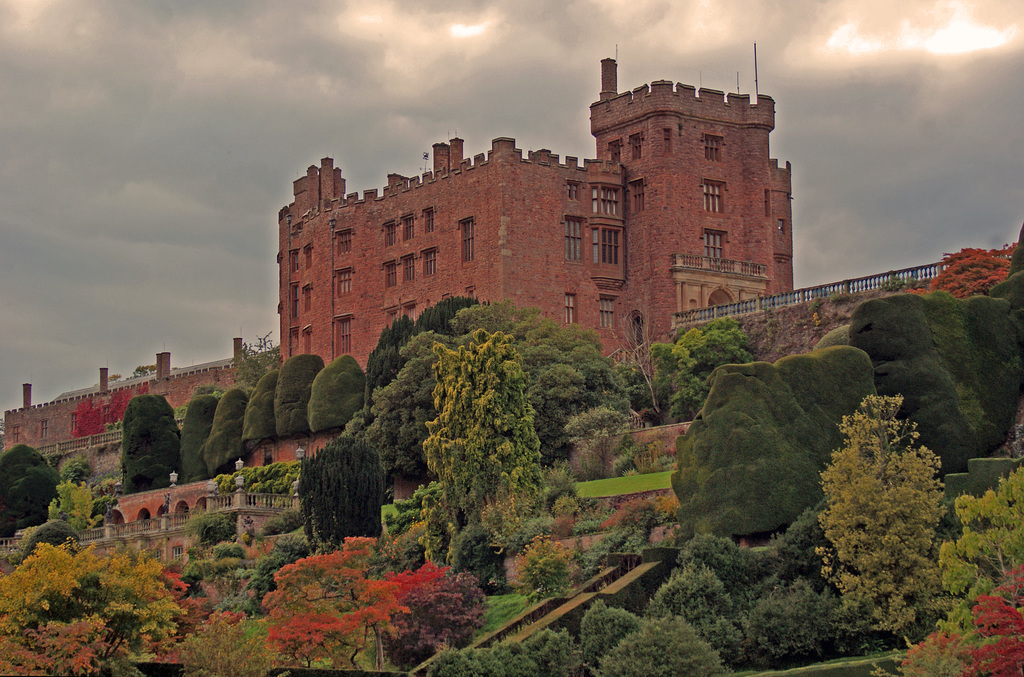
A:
[{"xmin": 278, "ymin": 62, "xmax": 793, "ymax": 367}]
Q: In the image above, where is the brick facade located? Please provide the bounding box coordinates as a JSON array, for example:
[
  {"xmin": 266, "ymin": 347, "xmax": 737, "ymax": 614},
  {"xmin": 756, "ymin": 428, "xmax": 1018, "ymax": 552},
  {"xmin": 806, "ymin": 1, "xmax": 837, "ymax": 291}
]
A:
[{"xmin": 278, "ymin": 59, "xmax": 793, "ymax": 366}]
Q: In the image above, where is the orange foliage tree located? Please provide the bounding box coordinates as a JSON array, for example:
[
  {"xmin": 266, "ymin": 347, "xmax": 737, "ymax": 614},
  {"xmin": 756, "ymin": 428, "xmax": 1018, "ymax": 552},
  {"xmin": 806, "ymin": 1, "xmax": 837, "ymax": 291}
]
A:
[
  {"xmin": 263, "ymin": 537, "xmax": 444, "ymax": 670},
  {"xmin": 929, "ymin": 245, "xmax": 1014, "ymax": 298}
]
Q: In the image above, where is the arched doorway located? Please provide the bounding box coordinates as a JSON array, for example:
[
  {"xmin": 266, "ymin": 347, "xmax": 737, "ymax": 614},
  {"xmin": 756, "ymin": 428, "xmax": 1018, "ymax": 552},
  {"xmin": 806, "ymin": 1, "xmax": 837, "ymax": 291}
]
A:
[
  {"xmin": 707, "ymin": 288, "xmax": 734, "ymax": 307},
  {"xmin": 136, "ymin": 508, "xmax": 151, "ymax": 521},
  {"xmin": 174, "ymin": 501, "xmax": 190, "ymax": 514},
  {"xmin": 110, "ymin": 509, "xmax": 125, "ymax": 525},
  {"xmin": 194, "ymin": 497, "xmax": 208, "ymax": 512}
]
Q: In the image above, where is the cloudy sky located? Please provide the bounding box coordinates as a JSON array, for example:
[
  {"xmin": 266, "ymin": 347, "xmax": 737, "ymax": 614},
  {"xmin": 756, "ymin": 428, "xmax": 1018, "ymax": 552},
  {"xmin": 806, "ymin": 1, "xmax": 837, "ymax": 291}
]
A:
[{"xmin": 1, "ymin": 0, "xmax": 1022, "ymax": 413}]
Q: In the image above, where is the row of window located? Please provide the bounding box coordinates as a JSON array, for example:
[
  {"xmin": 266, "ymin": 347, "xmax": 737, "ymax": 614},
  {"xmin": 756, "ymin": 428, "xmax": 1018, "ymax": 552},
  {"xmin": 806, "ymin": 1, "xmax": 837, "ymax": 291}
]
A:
[
  {"xmin": 607, "ymin": 131, "xmax": 724, "ymax": 162},
  {"xmin": 563, "ymin": 220, "xmax": 621, "ymax": 265},
  {"xmin": 384, "ymin": 208, "xmax": 435, "ymax": 247},
  {"xmin": 564, "ymin": 294, "xmax": 617, "ymax": 328}
]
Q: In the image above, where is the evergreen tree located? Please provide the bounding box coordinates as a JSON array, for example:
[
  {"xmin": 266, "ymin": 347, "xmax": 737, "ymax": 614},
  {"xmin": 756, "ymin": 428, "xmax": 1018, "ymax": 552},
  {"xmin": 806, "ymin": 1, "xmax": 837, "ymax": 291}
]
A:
[
  {"xmin": 179, "ymin": 394, "xmax": 218, "ymax": 483},
  {"xmin": 121, "ymin": 394, "xmax": 181, "ymax": 494},
  {"xmin": 299, "ymin": 436, "xmax": 384, "ymax": 550},
  {"xmin": 274, "ymin": 354, "xmax": 324, "ymax": 438},
  {"xmin": 0, "ymin": 444, "xmax": 59, "ymax": 537},
  {"xmin": 308, "ymin": 355, "xmax": 365, "ymax": 433},
  {"xmin": 202, "ymin": 388, "xmax": 249, "ymax": 477},
  {"xmin": 242, "ymin": 369, "xmax": 278, "ymax": 443}
]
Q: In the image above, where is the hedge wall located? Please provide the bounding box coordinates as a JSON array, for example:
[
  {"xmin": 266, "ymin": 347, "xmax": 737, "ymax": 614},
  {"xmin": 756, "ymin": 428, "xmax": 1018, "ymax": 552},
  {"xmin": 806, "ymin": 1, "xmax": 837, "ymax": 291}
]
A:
[
  {"xmin": 274, "ymin": 355, "xmax": 324, "ymax": 438},
  {"xmin": 122, "ymin": 394, "xmax": 181, "ymax": 494},
  {"xmin": 243, "ymin": 369, "xmax": 279, "ymax": 442},
  {"xmin": 179, "ymin": 394, "xmax": 218, "ymax": 483},
  {"xmin": 308, "ymin": 354, "xmax": 365, "ymax": 433},
  {"xmin": 202, "ymin": 388, "xmax": 249, "ymax": 477}
]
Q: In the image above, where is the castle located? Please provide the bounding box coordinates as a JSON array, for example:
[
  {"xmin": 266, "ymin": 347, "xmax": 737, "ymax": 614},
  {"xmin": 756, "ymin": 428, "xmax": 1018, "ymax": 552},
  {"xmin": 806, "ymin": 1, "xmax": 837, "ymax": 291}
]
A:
[{"xmin": 278, "ymin": 59, "xmax": 793, "ymax": 366}]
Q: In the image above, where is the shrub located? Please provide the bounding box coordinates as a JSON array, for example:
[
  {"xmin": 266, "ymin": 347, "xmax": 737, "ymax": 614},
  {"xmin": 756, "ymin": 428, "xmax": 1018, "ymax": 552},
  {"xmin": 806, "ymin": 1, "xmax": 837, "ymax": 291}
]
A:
[
  {"xmin": 186, "ymin": 512, "xmax": 236, "ymax": 547},
  {"xmin": 450, "ymin": 523, "xmax": 507, "ymax": 594},
  {"xmin": 179, "ymin": 395, "xmax": 219, "ymax": 483},
  {"xmin": 597, "ymin": 616, "xmax": 728, "ymax": 677},
  {"xmin": 677, "ymin": 533, "xmax": 759, "ymax": 593},
  {"xmin": 178, "ymin": 612, "xmax": 275, "ymax": 677},
  {"xmin": 504, "ymin": 515, "xmax": 554, "ymax": 555},
  {"xmin": 580, "ymin": 599, "xmax": 640, "ymax": 670},
  {"xmin": 20, "ymin": 520, "xmax": 78, "ymax": 558},
  {"xmin": 646, "ymin": 563, "xmax": 742, "ymax": 662},
  {"xmin": 601, "ymin": 497, "xmax": 659, "ymax": 538},
  {"xmin": 121, "ymin": 394, "xmax": 181, "ymax": 494},
  {"xmin": 212, "ymin": 461, "xmax": 299, "ymax": 496},
  {"xmin": 201, "ymin": 388, "xmax": 249, "ymax": 478},
  {"xmin": 212, "ymin": 542, "xmax": 247, "ymax": 560},
  {"xmin": 242, "ymin": 370, "xmax": 278, "ymax": 442},
  {"xmin": 299, "ymin": 436, "xmax": 384, "ymax": 549},
  {"xmin": 0, "ymin": 444, "xmax": 60, "ymax": 537},
  {"xmin": 261, "ymin": 508, "xmax": 303, "ymax": 536},
  {"xmin": 245, "ymin": 533, "xmax": 309, "ymax": 609},
  {"xmin": 744, "ymin": 579, "xmax": 838, "ymax": 667},
  {"xmin": 274, "ymin": 354, "xmax": 324, "ymax": 438},
  {"xmin": 514, "ymin": 535, "xmax": 576, "ymax": 601},
  {"xmin": 307, "ymin": 354, "xmax": 365, "ymax": 433},
  {"xmin": 59, "ymin": 455, "xmax": 91, "ymax": 484}
]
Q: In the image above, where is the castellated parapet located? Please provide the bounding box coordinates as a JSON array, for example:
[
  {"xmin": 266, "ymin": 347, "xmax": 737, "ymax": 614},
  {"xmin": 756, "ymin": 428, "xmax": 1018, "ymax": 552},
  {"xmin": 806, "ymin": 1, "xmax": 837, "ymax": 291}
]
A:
[{"xmin": 278, "ymin": 59, "xmax": 793, "ymax": 369}]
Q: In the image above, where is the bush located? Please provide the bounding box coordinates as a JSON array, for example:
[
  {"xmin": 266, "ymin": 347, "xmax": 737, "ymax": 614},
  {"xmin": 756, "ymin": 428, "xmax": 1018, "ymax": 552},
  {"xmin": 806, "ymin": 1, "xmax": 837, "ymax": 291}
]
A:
[
  {"xmin": 261, "ymin": 508, "xmax": 303, "ymax": 536},
  {"xmin": 580, "ymin": 599, "xmax": 640, "ymax": 669},
  {"xmin": 744, "ymin": 579, "xmax": 839, "ymax": 667},
  {"xmin": 59, "ymin": 455, "xmax": 91, "ymax": 484},
  {"xmin": 179, "ymin": 395, "xmax": 219, "ymax": 483},
  {"xmin": 514, "ymin": 535, "xmax": 576, "ymax": 602},
  {"xmin": 213, "ymin": 461, "xmax": 299, "ymax": 496},
  {"xmin": 245, "ymin": 533, "xmax": 309, "ymax": 609},
  {"xmin": 504, "ymin": 515, "xmax": 554, "ymax": 555},
  {"xmin": 242, "ymin": 370, "xmax": 278, "ymax": 442},
  {"xmin": 201, "ymin": 389, "xmax": 249, "ymax": 478},
  {"xmin": 186, "ymin": 512, "xmax": 236, "ymax": 547},
  {"xmin": 274, "ymin": 354, "xmax": 324, "ymax": 438},
  {"xmin": 121, "ymin": 395, "xmax": 181, "ymax": 494},
  {"xmin": 211, "ymin": 542, "xmax": 247, "ymax": 560},
  {"xmin": 450, "ymin": 523, "xmax": 507, "ymax": 594},
  {"xmin": 20, "ymin": 520, "xmax": 78, "ymax": 558},
  {"xmin": 299, "ymin": 436, "xmax": 384, "ymax": 549},
  {"xmin": 178, "ymin": 612, "xmax": 275, "ymax": 677},
  {"xmin": 597, "ymin": 616, "xmax": 728, "ymax": 677},
  {"xmin": 308, "ymin": 355, "xmax": 365, "ymax": 433},
  {"xmin": 601, "ymin": 497, "xmax": 659, "ymax": 538},
  {"xmin": 0, "ymin": 444, "xmax": 60, "ymax": 537},
  {"xmin": 646, "ymin": 563, "xmax": 742, "ymax": 662}
]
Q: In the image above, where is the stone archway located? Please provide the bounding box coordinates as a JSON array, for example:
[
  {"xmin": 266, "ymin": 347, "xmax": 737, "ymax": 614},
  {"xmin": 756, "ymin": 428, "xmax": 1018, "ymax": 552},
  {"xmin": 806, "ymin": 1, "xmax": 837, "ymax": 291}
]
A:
[
  {"xmin": 194, "ymin": 497, "xmax": 208, "ymax": 512},
  {"xmin": 707, "ymin": 288, "xmax": 734, "ymax": 307},
  {"xmin": 174, "ymin": 501, "xmax": 190, "ymax": 514},
  {"xmin": 136, "ymin": 508, "xmax": 151, "ymax": 521},
  {"xmin": 110, "ymin": 509, "xmax": 125, "ymax": 525}
]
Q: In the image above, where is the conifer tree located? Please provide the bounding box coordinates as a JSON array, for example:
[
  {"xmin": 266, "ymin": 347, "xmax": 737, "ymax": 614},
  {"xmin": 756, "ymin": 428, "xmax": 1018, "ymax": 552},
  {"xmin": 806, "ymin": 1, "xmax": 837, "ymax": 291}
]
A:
[{"xmin": 121, "ymin": 394, "xmax": 180, "ymax": 494}]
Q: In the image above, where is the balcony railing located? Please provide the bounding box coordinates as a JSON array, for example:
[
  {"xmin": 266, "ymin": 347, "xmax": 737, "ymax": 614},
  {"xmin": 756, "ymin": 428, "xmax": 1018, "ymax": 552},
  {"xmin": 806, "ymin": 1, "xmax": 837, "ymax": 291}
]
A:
[
  {"xmin": 673, "ymin": 261, "xmax": 943, "ymax": 327},
  {"xmin": 672, "ymin": 254, "xmax": 767, "ymax": 278}
]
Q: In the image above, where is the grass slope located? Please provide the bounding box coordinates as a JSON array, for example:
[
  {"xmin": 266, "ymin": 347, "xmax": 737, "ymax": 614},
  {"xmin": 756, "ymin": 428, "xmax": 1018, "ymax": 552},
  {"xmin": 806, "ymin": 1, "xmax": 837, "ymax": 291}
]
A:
[{"xmin": 574, "ymin": 470, "xmax": 673, "ymax": 498}]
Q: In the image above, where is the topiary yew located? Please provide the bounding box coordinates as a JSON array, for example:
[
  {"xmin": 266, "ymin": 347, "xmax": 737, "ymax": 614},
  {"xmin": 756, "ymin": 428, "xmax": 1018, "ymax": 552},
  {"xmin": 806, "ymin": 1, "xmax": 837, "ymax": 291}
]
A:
[
  {"xmin": 674, "ymin": 345, "xmax": 876, "ymax": 538},
  {"xmin": 0, "ymin": 444, "xmax": 60, "ymax": 537},
  {"xmin": 202, "ymin": 388, "xmax": 249, "ymax": 478},
  {"xmin": 274, "ymin": 355, "xmax": 323, "ymax": 438},
  {"xmin": 121, "ymin": 394, "xmax": 181, "ymax": 494},
  {"xmin": 179, "ymin": 394, "xmax": 218, "ymax": 483},
  {"xmin": 299, "ymin": 436, "xmax": 384, "ymax": 549},
  {"xmin": 242, "ymin": 369, "xmax": 278, "ymax": 443},
  {"xmin": 307, "ymin": 354, "xmax": 365, "ymax": 433}
]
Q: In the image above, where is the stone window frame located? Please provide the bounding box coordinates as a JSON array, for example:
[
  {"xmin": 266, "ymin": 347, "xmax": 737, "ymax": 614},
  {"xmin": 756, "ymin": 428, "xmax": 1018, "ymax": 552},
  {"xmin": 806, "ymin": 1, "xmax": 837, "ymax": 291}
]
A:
[
  {"xmin": 335, "ymin": 316, "xmax": 352, "ymax": 355},
  {"xmin": 423, "ymin": 208, "xmax": 435, "ymax": 234},
  {"xmin": 423, "ymin": 248, "xmax": 437, "ymax": 276},
  {"xmin": 629, "ymin": 178, "xmax": 645, "ymax": 213},
  {"xmin": 704, "ymin": 134, "xmax": 723, "ymax": 162},
  {"xmin": 402, "ymin": 254, "xmax": 415, "ymax": 282},
  {"xmin": 336, "ymin": 229, "xmax": 352, "ymax": 255},
  {"xmin": 384, "ymin": 260, "xmax": 397, "ymax": 288},
  {"xmin": 703, "ymin": 180, "xmax": 725, "ymax": 214},
  {"xmin": 704, "ymin": 229, "xmax": 725, "ymax": 259},
  {"xmin": 402, "ymin": 214, "xmax": 415, "ymax": 241},
  {"xmin": 384, "ymin": 220, "xmax": 397, "ymax": 247},
  {"xmin": 565, "ymin": 217, "xmax": 583, "ymax": 262},
  {"xmin": 460, "ymin": 217, "xmax": 475, "ymax": 262},
  {"xmin": 336, "ymin": 267, "xmax": 352, "ymax": 295},
  {"xmin": 599, "ymin": 297, "xmax": 616, "ymax": 328},
  {"xmin": 564, "ymin": 293, "xmax": 576, "ymax": 324},
  {"xmin": 630, "ymin": 132, "xmax": 643, "ymax": 160}
]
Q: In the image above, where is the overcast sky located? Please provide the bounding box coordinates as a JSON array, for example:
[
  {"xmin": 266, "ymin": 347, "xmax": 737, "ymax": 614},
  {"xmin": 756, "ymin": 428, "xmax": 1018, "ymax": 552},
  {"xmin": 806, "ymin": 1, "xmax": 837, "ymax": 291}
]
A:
[{"xmin": 1, "ymin": 0, "xmax": 1022, "ymax": 413}]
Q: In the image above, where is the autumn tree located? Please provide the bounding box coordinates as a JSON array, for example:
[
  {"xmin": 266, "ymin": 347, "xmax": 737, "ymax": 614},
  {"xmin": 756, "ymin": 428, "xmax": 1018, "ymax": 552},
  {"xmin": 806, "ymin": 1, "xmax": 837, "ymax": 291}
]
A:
[
  {"xmin": 0, "ymin": 543, "xmax": 181, "ymax": 669},
  {"xmin": 962, "ymin": 565, "xmax": 1024, "ymax": 677},
  {"xmin": 299, "ymin": 436, "xmax": 384, "ymax": 550},
  {"xmin": 940, "ymin": 465, "xmax": 1024, "ymax": 630},
  {"xmin": 424, "ymin": 328, "xmax": 542, "ymax": 525},
  {"xmin": 47, "ymin": 480, "xmax": 101, "ymax": 530},
  {"xmin": 818, "ymin": 394, "xmax": 946, "ymax": 638},
  {"xmin": 930, "ymin": 245, "xmax": 1014, "ymax": 298},
  {"xmin": 0, "ymin": 443, "xmax": 60, "ymax": 537}
]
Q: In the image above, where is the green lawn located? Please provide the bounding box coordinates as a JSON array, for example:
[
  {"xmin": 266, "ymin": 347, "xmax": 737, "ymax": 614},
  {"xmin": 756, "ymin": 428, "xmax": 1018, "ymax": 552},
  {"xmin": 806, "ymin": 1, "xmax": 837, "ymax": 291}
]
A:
[
  {"xmin": 480, "ymin": 593, "xmax": 530, "ymax": 635},
  {"xmin": 574, "ymin": 470, "xmax": 673, "ymax": 498}
]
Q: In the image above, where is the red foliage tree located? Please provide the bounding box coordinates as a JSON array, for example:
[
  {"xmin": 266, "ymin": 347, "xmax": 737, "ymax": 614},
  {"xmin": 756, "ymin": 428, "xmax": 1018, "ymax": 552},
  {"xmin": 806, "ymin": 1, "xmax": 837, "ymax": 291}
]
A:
[
  {"xmin": 263, "ymin": 537, "xmax": 445, "ymax": 670},
  {"xmin": 384, "ymin": 567, "xmax": 486, "ymax": 668},
  {"xmin": 73, "ymin": 384, "xmax": 149, "ymax": 438},
  {"xmin": 965, "ymin": 565, "xmax": 1024, "ymax": 676},
  {"xmin": 929, "ymin": 245, "xmax": 1014, "ymax": 299}
]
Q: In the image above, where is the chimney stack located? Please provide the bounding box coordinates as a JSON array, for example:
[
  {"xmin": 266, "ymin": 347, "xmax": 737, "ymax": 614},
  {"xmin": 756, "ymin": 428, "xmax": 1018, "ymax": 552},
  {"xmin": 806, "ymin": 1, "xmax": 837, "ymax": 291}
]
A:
[
  {"xmin": 449, "ymin": 137, "xmax": 464, "ymax": 169},
  {"xmin": 233, "ymin": 337, "xmax": 243, "ymax": 356},
  {"xmin": 432, "ymin": 142, "xmax": 450, "ymax": 174},
  {"xmin": 99, "ymin": 368, "xmax": 109, "ymax": 393},
  {"xmin": 600, "ymin": 58, "xmax": 618, "ymax": 100},
  {"xmin": 22, "ymin": 383, "xmax": 31, "ymax": 409},
  {"xmin": 156, "ymin": 352, "xmax": 171, "ymax": 379}
]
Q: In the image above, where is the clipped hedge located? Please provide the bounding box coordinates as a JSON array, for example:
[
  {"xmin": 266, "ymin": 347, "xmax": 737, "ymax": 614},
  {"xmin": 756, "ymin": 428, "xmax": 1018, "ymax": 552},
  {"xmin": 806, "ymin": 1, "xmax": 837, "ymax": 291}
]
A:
[
  {"xmin": 213, "ymin": 461, "xmax": 299, "ymax": 495},
  {"xmin": 308, "ymin": 354, "xmax": 365, "ymax": 433},
  {"xmin": 202, "ymin": 388, "xmax": 249, "ymax": 477},
  {"xmin": 275, "ymin": 355, "xmax": 324, "ymax": 438},
  {"xmin": 944, "ymin": 456, "xmax": 1023, "ymax": 500},
  {"xmin": 179, "ymin": 395, "xmax": 218, "ymax": 483},
  {"xmin": 849, "ymin": 290, "xmax": 1023, "ymax": 474},
  {"xmin": 674, "ymin": 345, "xmax": 876, "ymax": 538},
  {"xmin": 122, "ymin": 394, "xmax": 181, "ymax": 494},
  {"xmin": 0, "ymin": 444, "xmax": 60, "ymax": 537},
  {"xmin": 243, "ymin": 369, "xmax": 279, "ymax": 442}
]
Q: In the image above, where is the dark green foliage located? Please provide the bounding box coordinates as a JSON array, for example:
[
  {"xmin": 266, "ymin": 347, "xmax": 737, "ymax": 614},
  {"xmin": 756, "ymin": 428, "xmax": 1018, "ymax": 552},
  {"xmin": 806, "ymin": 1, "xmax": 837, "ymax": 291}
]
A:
[
  {"xmin": 261, "ymin": 509, "xmax": 304, "ymax": 536},
  {"xmin": 364, "ymin": 333, "xmax": 450, "ymax": 482},
  {"xmin": 121, "ymin": 395, "xmax": 181, "ymax": 494},
  {"xmin": 596, "ymin": 616, "xmax": 728, "ymax": 677},
  {"xmin": 580, "ymin": 599, "xmax": 641, "ymax": 670},
  {"xmin": 20, "ymin": 519, "xmax": 79, "ymax": 557},
  {"xmin": 0, "ymin": 444, "xmax": 59, "ymax": 537},
  {"xmin": 676, "ymin": 533, "xmax": 760, "ymax": 593},
  {"xmin": 990, "ymin": 224, "xmax": 1024, "ymax": 308},
  {"xmin": 59, "ymin": 455, "xmax": 91, "ymax": 484},
  {"xmin": 212, "ymin": 542, "xmax": 247, "ymax": 560},
  {"xmin": 768, "ymin": 502, "xmax": 832, "ymax": 589},
  {"xmin": 274, "ymin": 354, "xmax": 324, "ymax": 438},
  {"xmin": 308, "ymin": 355, "xmax": 365, "ymax": 433},
  {"xmin": 179, "ymin": 395, "xmax": 218, "ymax": 483},
  {"xmin": 450, "ymin": 523, "xmax": 507, "ymax": 594},
  {"xmin": 674, "ymin": 345, "xmax": 876, "ymax": 537},
  {"xmin": 646, "ymin": 563, "xmax": 743, "ymax": 662},
  {"xmin": 202, "ymin": 388, "xmax": 249, "ymax": 478},
  {"xmin": 186, "ymin": 511, "xmax": 236, "ymax": 546},
  {"xmin": 414, "ymin": 295, "xmax": 478, "ymax": 336},
  {"xmin": 299, "ymin": 436, "xmax": 384, "ymax": 549},
  {"xmin": 427, "ymin": 629, "xmax": 580, "ymax": 677},
  {"xmin": 364, "ymin": 315, "xmax": 416, "ymax": 402},
  {"xmin": 814, "ymin": 324, "xmax": 850, "ymax": 349},
  {"xmin": 246, "ymin": 533, "xmax": 309, "ymax": 609},
  {"xmin": 384, "ymin": 481, "xmax": 442, "ymax": 537},
  {"xmin": 944, "ymin": 457, "xmax": 1024, "ymax": 500},
  {"xmin": 744, "ymin": 579, "xmax": 839, "ymax": 667},
  {"xmin": 212, "ymin": 461, "xmax": 299, "ymax": 495},
  {"xmin": 849, "ymin": 290, "xmax": 1023, "ymax": 473},
  {"xmin": 242, "ymin": 370, "xmax": 279, "ymax": 442}
]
